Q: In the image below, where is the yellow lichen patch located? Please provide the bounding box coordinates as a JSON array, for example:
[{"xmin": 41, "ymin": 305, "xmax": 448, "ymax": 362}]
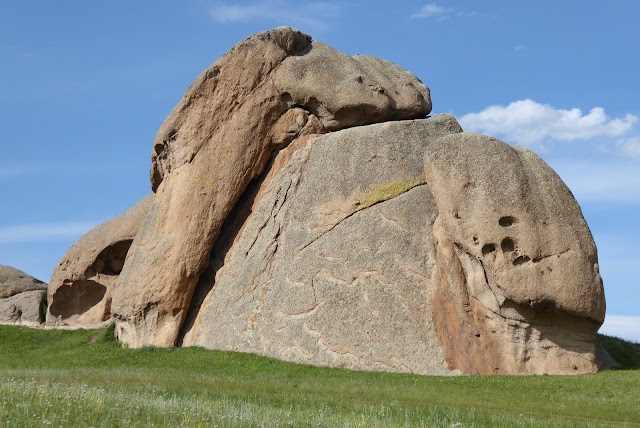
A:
[
  {"xmin": 202, "ymin": 175, "xmax": 215, "ymax": 187},
  {"xmin": 352, "ymin": 177, "xmax": 425, "ymax": 211},
  {"xmin": 368, "ymin": 84, "xmax": 385, "ymax": 94}
]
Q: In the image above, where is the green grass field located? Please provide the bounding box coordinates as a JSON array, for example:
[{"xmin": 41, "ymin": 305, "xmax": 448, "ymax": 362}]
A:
[{"xmin": 0, "ymin": 325, "xmax": 638, "ymax": 427}]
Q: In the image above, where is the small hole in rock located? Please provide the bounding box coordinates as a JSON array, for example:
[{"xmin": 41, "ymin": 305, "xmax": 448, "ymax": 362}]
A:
[
  {"xmin": 531, "ymin": 299, "xmax": 556, "ymax": 313},
  {"xmin": 513, "ymin": 255, "xmax": 531, "ymax": 266},
  {"xmin": 281, "ymin": 92, "xmax": 293, "ymax": 104},
  {"xmin": 499, "ymin": 216, "xmax": 517, "ymax": 227},
  {"xmin": 501, "ymin": 237, "xmax": 515, "ymax": 253},
  {"xmin": 473, "ymin": 236, "xmax": 479, "ymax": 245},
  {"xmin": 482, "ymin": 243, "xmax": 496, "ymax": 255}
]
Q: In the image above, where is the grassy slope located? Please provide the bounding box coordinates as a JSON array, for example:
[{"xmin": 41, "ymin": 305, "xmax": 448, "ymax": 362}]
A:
[
  {"xmin": 0, "ymin": 326, "xmax": 638, "ymax": 427},
  {"xmin": 598, "ymin": 334, "xmax": 640, "ymax": 370}
]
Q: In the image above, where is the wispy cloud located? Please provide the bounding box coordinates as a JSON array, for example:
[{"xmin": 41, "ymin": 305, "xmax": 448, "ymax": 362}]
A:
[
  {"xmin": 616, "ymin": 137, "xmax": 640, "ymax": 159},
  {"xmin": 209, "ymin": 1, "xmax": 340, "ymax": 31},
  {"xmin": 459, "ymin": 99, "xmax": 637, "ymax": 147},
  {"xmin": 411, "ymin": 4, "xmax": 451, "ymax": 19},
  {"xmin": 547, "ymin": 159, "xmax": 640, "ymax": 204},
  {"xmin": 600, "ymin": 315, "xmax": 640, "ymax": 343},
  {"xmin": 0, "ymin": 163, "xmax": 136, "ymax": 178},
  {"xmin": 514, "ymin": 44, "xmax": 527, "ymax": 53},
  {"xmin": 0, "ymin": 221, "xmax": 100, "ymax": 244},
  {"xmin": 411, "ymin": 3, "xmax": 477, "ymax": 20},
  {"xmin": 0, "ymin": 165, "xmax": 47, "ymax": 177}
]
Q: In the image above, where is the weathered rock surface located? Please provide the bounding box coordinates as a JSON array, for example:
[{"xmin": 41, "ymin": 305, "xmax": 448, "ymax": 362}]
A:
[
  {"xmin": 424, "ymin": 133, "xmax": 605, "ymax": 374},
  {"xmin": 46, "ymin": 195, "xmax": 153, "ymax": 326},
  {"xmin": 0, "ymin": 266, "xmax": 47, "ymax": 326},
  {"xmin": 0, "ymin": 265, "xmax": 47, "ymax": 299},
  {"xmin": 180, "ymin": 115, "xmax": 461, "ymax": 374},
  {"xmin": 176, "ymin": 119, "xmax": 606, "ymax": 375},
  {"xmin": 0, "ymin": 290, "xmax": 46, "ymax": 326},
  {"xmin": 112, "ymin": 27, "xmax": 432, "ymax": 347}
]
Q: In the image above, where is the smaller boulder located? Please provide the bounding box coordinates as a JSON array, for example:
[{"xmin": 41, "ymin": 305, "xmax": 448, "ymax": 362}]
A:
[
  {"xmin": 0, "ymin": 265, "xmax": 47, "ymax": 299},
  {"xmin": 47, "ymin": 195, "xmax": 153, "ymax": 326},
  {"xmin": 0, "ymin": 265, "xmax": 47, "ymax": 327},
  {"xmin": 0, "ymin": 290, "xmax": 46, "ymax": 326}
]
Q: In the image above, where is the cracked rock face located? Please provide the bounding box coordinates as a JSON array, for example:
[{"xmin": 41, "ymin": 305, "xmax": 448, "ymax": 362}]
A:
[
  {"xmin": 424, "ymin": 133, "xmax": 605, "ymax": 374},
  {"xmin": 112, "ymin": 26, "xmax": 432, "ymax": 347},
  {"xmin": 180, "ymin": 115, "xmax": 461, "ymax": 374},
  {"xmin": 0, "ymin": 266, "xmax": 47, "ymax": 326},
  {"xmin": 46, "ymin": 195, "xmax": 153, "ymax": 326}
]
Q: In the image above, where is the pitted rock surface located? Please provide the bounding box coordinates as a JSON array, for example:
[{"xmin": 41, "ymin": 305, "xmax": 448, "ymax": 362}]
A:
[{"xmin": 424, "ymin": 132, "xmax": 605, "ymax": 374}]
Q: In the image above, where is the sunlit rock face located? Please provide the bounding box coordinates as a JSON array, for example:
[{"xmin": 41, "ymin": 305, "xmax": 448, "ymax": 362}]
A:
[
  {"xmin": 180, "ymin": 115, "xmax": 460, "ymax": 375},
  {"xmin": 424, "ymin": 133, "xmax": 604, "ymax": 374},
  {"xmin": 45, "ymin": 27, "xmax": 606, "ymax": 375},
  {"xmin": 110, "ymin": 26, "xmax": 432, "ymax": 348}
]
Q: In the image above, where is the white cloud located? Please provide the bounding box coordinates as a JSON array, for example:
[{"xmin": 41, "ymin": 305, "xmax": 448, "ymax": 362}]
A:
[
  {"xmin": 210, "ymin": 1, "xmax": 340, "ymax": 31},
  {"xmin": 411, "ymin": 3, "xmax": 451, "ymax": 19},
  {"xmin": 514, "ymin": 44, "xmax": 527, "ymax": 53},
  {"xmin": 411, "ymin": 4, "xmax": 478, "ymax": 20},
  {"xmin": 0, "ymin": 221, "xmax": 100, "ymax": 244},
  {"xmin": 600, "ymin": 315, "xmax": 640, "ymax": 343},
  {"xmin": 616, "ymin": 137, "xmax": 640, "ymax": 159},
  {"xmin": 456, "ymin": 11, "xmax": 479, "ymax": 17},
  {"xmin": 459, "ymin": 99, "xmax": 637, "ymax": 147}
]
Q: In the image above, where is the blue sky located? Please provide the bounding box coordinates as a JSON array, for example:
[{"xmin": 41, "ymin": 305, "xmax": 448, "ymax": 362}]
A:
[{"xmin": 1, "ymin": 1, "xmax": 638, "ymax": 341}]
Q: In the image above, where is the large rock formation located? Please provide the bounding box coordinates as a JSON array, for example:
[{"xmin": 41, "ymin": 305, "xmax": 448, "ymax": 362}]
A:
[
  {"xmin": 0, "ymin": 265, "xmax": 47, "ymax": 326},
  {"xmin": 46, "ymin": 27, "xmax": 607, "ymax": 375},
  {"xmin": 112, "ymin": 26, "xmax": 432, "ymax": 348}
]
